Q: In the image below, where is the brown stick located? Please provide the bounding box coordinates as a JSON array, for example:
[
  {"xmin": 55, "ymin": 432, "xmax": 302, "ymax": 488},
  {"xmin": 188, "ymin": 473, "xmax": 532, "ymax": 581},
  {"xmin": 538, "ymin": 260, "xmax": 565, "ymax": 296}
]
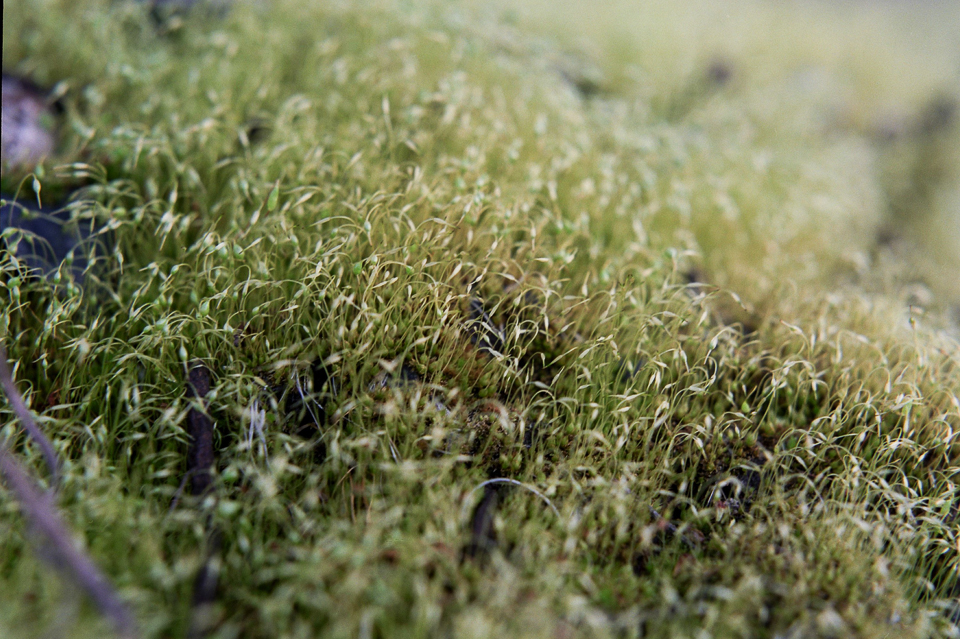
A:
[
  {"xmin": 0, "ymin": 345, "xmax": 60, "ymax": 486},
  {"xmin": 185, "ymin": 362, "xmax": 215, "ymax": 497},
  {"xmin": 0, "ymin": 446, "xmax": 138, "ymax": 637},
  {"xmin": 186, "ymin": 528, "xmax": 223, "ymax": 639},
  {"xmin": 182, "ymin": 362, "xmax": 222, "ymax": 637},
  {"xmin": 0, "ymin": 363, "xmax": 139, "ymax": 638},
  {"xmin": 462, "ymin": 485, "xmax": 500, "ymax": 562}
]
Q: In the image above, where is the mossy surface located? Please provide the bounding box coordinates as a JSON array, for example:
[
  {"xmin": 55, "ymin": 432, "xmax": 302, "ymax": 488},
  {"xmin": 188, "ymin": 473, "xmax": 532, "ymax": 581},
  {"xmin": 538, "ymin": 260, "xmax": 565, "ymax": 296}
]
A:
[{"xmin": 2, "ymin": 1, "xmax": 959, "ymax": 637}]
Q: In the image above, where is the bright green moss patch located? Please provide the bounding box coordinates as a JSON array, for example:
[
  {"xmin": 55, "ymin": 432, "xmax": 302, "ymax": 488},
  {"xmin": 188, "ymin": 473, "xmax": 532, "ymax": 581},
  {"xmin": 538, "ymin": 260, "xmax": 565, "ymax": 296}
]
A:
[{"xmin": 2, "ymin": 0, "xmax": 959, "ymax": 637}]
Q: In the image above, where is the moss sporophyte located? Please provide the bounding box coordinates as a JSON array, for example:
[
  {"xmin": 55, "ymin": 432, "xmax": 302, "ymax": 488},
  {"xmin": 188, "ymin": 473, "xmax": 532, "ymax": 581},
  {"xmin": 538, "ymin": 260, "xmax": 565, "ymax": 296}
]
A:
[{"xmin": 1, "ymin": 0, "xmax": 960, "ymax": 637}]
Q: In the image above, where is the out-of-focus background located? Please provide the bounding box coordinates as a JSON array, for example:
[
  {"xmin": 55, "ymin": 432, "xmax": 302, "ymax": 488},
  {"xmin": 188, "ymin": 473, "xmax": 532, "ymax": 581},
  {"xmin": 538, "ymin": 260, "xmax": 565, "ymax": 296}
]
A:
[
  {"xmin": 8, "ymin": 0, "xmax": 954, "ymax": 329},
  {"xmin": 482, "ymin": 0, "xmax": 960, "ymax": 322}
]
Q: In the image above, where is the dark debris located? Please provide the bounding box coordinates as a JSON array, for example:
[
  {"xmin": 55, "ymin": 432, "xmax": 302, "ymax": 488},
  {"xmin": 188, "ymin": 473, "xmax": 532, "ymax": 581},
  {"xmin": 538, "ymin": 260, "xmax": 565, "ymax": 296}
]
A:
[
  {"xmin": 918, "ymin": 94, "xmax": 957, "ymax": 136},
  {"xmin": 186, "ymin": 529, "xmax": 222, "ymax": 639},
  {"xmin": 281, "ymin": 358, "xmax": 338, "ymax": 463},
  {"xmin": 705, "ymin": 58, "xmax": 734, "ymax": 88},
  {"xmin": 468, "ymin": 298, "xmax": 505, "ymax": 357},
  {"xmin": 185, "ymin": 362, "xmax": 215, "ymax": 497},
  {"xmin": 461, "ymin": 484, "xmax": 502, "ymax": 563},
  {"xmin": 368, "ymin": 364, "xmax": 420, "ymax": 392}
]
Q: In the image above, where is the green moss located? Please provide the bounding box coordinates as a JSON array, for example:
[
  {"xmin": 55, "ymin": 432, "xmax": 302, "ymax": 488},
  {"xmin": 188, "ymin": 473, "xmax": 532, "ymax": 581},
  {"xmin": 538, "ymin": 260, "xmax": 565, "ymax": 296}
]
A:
[{"xmin": 2, "ymin": 0, "xmax": 960, "ymax": 638}]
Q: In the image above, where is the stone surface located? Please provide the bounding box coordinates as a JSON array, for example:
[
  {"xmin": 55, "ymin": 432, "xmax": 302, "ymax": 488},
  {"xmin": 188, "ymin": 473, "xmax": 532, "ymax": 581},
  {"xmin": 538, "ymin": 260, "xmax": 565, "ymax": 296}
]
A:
[
  {"xmin": 1, "ymin": 74, "xmax": 56, "ymax": 169},
  {"xmin": 0, "ymin": 199, "xmax": 95, "ymax": 283}
]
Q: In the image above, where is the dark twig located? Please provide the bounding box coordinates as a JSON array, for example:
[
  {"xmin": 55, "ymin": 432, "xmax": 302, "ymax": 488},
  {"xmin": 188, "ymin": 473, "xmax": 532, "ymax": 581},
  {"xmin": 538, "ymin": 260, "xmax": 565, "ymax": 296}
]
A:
[
  {"xmin": 167, "ymin": 470, "xmax": 194, "ymax": 514},
  {"xmin": 185, "ymin": 362, "xmax": 215, "ymax": 497},
  {"xmin": 461, "ymin": 478, "xmax": 562, "ymax": 562},
  {"xmin": 648, "ymin": 506, "xmax": 698, "ymax": 549},
  {"xmin": 182, "ymin": 362, "xmax": 223, "ymax": 636},
  {"xmin": 0, "ymin": 421, "xmax": 138, "ymax": 639},
  {"xmin": 462, "ymin": 484, "xmax": 500, "ymax": 562},
  {"xmin": 0, "ymin": 345, "xmax": 60, "ymax": 486},
  {"xmin": 186, "ymin": 528, "xmax": 223, "ymax": 639},
  {"xmin": 468, "ymin": 298, "xmax": 505, "ymax": 357}
]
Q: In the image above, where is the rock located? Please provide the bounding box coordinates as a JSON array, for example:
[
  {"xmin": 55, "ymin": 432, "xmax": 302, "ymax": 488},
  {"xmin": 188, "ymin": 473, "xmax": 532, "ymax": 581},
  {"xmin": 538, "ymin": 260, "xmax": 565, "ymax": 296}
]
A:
[
  {"xmin": 1, "ymin": 74, "xmax": 58, "ymax": 169},
  {"xmin": 0, "ymin": 198, "xmax": 99, "ymax": 285}
]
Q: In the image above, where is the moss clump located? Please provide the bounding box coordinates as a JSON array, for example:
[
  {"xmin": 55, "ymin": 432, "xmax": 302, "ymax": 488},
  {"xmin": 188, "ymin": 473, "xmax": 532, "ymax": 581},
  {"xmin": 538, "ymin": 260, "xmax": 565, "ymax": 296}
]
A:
[{"xmin": 2, "ymin": 0, "xmax": 959, "ymax": 638}]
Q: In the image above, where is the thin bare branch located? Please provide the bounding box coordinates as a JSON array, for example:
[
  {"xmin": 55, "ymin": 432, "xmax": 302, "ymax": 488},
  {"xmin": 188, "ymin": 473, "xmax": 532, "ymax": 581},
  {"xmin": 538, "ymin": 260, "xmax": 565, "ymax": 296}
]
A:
[
  {"xmin": 185, "ymin": 362, "xmax": 215, "ymax": 497},
  {"xmin": 0, "ymin": 442, "xmax": 139, "ymax": 638},
  {"xmin": 0, "ymin": 344, "xmax": 60, "ymax": 486}
]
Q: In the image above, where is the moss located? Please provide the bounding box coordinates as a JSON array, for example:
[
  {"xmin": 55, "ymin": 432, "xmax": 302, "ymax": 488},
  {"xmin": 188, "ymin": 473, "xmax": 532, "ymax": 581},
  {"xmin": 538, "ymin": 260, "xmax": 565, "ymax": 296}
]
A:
[{"xmin": 2, "ymin": 0, "xmax": 960, "ymax": 638}]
